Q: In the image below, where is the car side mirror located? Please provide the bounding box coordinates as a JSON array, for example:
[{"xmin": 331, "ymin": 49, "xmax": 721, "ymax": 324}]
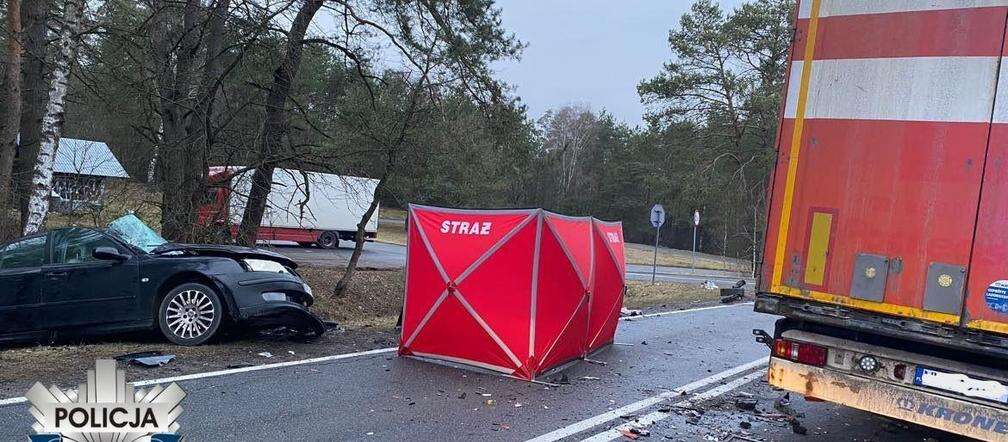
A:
[{"xmin": 93, "ymin": 246, "xmax": 128, "ymax": 261}]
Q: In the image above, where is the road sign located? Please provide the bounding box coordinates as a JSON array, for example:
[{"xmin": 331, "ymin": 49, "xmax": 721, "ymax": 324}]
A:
[
  {"xmin": 691, "ymin": 210, "xmax": 700, "ymax": 272},
  {"xmin": 650, "ymin": 204, "xmax": 665, "ymax": 282},
  {"xmin": 651, "ymin": 204, "xmax": 666, "ymax": 228}
]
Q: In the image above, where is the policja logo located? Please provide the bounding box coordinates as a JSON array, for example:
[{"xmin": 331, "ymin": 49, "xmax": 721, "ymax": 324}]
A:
[{"xmin": 25, "ymin": 359, "xmax": 185, "ymax": 442}]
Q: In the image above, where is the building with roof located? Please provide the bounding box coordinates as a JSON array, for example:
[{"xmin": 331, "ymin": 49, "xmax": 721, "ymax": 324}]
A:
[{"xmin": 50, "ymin": 137, "xmax": 130, "ymax": 213}]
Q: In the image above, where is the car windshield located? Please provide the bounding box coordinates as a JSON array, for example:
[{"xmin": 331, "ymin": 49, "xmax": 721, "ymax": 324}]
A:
[{"xmin": 106, "ymin": 214, "xmax": 168, "ymax": 253}]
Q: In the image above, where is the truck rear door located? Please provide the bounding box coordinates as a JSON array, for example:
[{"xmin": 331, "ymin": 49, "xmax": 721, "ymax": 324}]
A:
[{"xmin": 763, "ymin": 1, "xmax": 1008, "ymax": 326}]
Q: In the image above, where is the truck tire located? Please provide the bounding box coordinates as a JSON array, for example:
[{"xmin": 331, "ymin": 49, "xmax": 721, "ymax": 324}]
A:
[{"xmin": 316, "ymin": 231, "xmax": 340, "ymax": 249}]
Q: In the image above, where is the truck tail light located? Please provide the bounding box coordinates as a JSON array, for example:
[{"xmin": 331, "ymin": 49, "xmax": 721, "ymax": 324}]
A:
[{"xmin": 773, "ymin": 338, "xmax": 827, "ymax": 367}]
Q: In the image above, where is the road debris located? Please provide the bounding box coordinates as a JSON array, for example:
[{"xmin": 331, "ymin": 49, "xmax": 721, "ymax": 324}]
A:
[
  {"xmin": 579, "ymin": 376, "xmax": 601, "ymax": 381},
  {"xmin": 734, "ymin": 397, "xmax": 758, "ymax": 411},
  {"xmin": 700, "ymin": 280, "xmax": 719, "ymax": 290},
  {"xmin": 114, "ymin": 351, "xmax": 163, "ymax": 362},
  {"xmin": 129, "ymin": 355, "xmax": 176, "ymax": 368},
  {"xmin": 549, "ymin": 374, "xmax": 571, "ymax": 385},
  {"xmin": 257, "ymin": 352, "xmax": 273, "ymax": 358},
  {"xmin": 621, "ymin": 307, "xmax": 643, "ymax": 317}
]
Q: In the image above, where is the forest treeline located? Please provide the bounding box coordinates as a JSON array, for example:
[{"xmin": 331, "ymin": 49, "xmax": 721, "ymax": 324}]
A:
[{"xmin": 0, "ymin": 0, "xmax": 791, "ymax": 269}]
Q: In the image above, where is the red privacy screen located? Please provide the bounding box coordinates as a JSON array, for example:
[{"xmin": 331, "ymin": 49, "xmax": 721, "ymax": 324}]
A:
[{"xmin": 399, "ymin": 205, "xmax": 626, "ymax": 380}]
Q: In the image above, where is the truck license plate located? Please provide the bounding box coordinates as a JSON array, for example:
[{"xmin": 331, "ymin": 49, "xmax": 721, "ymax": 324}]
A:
[{"xmin": 914, "ymin": 367, "xmax": 1008, "ymax": 404}]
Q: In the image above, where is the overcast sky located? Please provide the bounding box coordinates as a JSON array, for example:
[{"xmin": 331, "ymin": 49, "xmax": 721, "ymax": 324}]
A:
[{"xmin": 493, "ymin": 0, "xmax": 745, "ymax": 128}]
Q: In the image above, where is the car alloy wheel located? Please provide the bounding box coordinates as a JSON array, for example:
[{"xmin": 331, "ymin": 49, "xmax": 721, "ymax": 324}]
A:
[
  {"xmin": 159, "ymin": 283, "xmax": 223, "ymax": 345},
  {"xmin": 167, "ymin": 289, "xmax": 215, "ymax": 339}
]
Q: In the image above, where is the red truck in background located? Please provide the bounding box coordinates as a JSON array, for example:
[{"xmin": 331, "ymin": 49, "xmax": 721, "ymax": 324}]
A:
[
  {"xmin": 756, "ymin": 1, "xmax": 1008, "ymax": 440},
  {"xmin": 198, "ymin": 166, "xmax": 379, "ymax": 248}
]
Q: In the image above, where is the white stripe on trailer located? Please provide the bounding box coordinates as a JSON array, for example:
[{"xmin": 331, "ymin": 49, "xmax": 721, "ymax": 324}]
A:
[
  {"xmin": 784, "ymin": 57, "xmax": 1000, "ymax": 123},
  {"xmin": 798, "ymin": 0, "xmax": 1008, "ymax": 19},
  {"xmin": 579, "ymin": 370, "xmax": 766, "ymax": 442},
  {"xmin": 526, "ymin": 357, "xmax": 768, "ymax": 442}
]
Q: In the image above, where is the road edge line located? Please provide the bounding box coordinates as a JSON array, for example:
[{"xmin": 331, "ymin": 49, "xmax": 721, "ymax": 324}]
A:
[
  {"xmin": 525, "ymin": 357, "xmax": 768, "ymax": 442},
  {"xmin": 580, "ymin": 370, "xmax": 767, "ymax": 441},
  {"xmin": 0, "ymin": 346, "xmax": 397, "ymax": 407},
  {"xmin": 623, "ymin": 302, "xmax": 754, "ymax": 320}
]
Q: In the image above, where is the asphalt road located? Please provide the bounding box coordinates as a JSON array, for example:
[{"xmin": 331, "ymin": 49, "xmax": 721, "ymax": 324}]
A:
[
  {"xmin": 0, "ymin": 304, "xmax": 964, "ymax": 441},
  {"xmin": 260, "ymin": 241, "xmax": 408, "ymax": 269},
  {"xmin": 263, "ymin": 241, "xmax": 755, "ymax": 287}
]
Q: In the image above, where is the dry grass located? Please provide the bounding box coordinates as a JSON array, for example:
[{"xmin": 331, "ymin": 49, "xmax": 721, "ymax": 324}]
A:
[
  {"xmin": 381, "ymin": 207, "xmax": 407, "ymax": 220},
  {"xmin": 376, "ymin": 222, "xmax": 407, "ymax": 246},
  {"xmin": 298, "ymin": 267, "xmax": 404, "ymax": 327},
  {"xmin": 624, "ymin": 280, "xmax": 723, "ymax": 310},
  {"xmin": 624, "ymin": 243, "xmax": 751, "ymax": 273}
]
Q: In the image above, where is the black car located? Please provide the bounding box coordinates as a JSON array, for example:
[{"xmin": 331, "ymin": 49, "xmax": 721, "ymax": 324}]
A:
[{"xmin": 0, "ymin": 214, "xmax": 325, "ymax": 346}]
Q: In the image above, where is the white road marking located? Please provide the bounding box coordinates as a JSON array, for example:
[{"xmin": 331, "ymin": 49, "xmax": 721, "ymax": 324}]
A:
[
  {"xmin": 0, "ymin": 346, "xmax": 397, "ymax": 407},
  {"xmin": 621, "ymin": 303, "xmax": 754, "ymax": 321},
  {"xmin": 579, "ymin": 370, "xmax": 766, "ymax": 441},
  {"xmin": 0, "ymin": 300, "xmax": 755, "ymax": 408},
  {"xmin": 526, "ymin": 357, "xmax": 768, "ymax": 442}
]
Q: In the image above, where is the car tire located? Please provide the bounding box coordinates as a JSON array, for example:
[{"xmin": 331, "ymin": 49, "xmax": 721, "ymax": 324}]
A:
[
  {"xmin": 316, "ymin": 231, "xmax": 339, "ymax": 249},
  {"xmin": 158, "ymin": 282, "xmax": 224, "ymax": 346}
]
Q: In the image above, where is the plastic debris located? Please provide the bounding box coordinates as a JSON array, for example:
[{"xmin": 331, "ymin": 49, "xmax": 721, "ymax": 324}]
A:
[
  {"xmin": 700, "ymin": 280, "xmax": 719, "ymax": 290},
  {"xmin": 129, "ymin": 355, "xmax": 175, "ymax": 368},
  {"xmin": 258, "ymin": 352, "xmax": 273, "ymax": 358},
  {"xmin": 114, "ymin": 351, "xmax": 163, "ymax": 362}
]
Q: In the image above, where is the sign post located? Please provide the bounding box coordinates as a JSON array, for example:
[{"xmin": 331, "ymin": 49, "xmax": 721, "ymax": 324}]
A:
[
  {"xmin": 692, "ymin": 210, "xmax": 700, "ymax": 273},
  {"xmin": 650, "ymin": 204, "xmax": 666, "ymax": 282}
]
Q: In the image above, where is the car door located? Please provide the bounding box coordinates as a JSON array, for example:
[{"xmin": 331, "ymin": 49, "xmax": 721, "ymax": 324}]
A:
[
  {"xmin": 40, "ymin": 228, "xmax": 141, "ymax": 329},
  {"xmin": 0, "ymin": 235, "xmax": 46, "ymax": 334}
]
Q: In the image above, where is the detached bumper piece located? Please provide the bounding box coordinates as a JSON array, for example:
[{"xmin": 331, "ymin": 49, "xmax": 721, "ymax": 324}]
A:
[{"xmin": 241, "ymin": 302, "xmax": 327, "ymax": 339}]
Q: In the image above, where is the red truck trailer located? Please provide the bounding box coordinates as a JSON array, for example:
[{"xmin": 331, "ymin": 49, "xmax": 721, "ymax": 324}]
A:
[
  {"xmin": 198, "ymin": 167, "xmax": 379, "ymax": 248},
  {"xmin": 757, "ymin": 1, "xmax": 1008, "ymax": 440}
]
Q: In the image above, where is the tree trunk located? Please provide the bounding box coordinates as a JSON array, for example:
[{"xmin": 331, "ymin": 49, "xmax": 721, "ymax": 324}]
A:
[
  {"xmin": 235, "ymin": 0, "xmax": 322, "ymax": 246},
  {"xmin": 15, "ymin": 0, "xmax": 51, "ymax": 230},
  {"xmin": 334, "ymin": 171, "xmax": 389, "ymax": 297},
  {"xmin": 150, "ymin": 0, "xmax": 200, "ymax": 241},
  {"xmin": 0, "ymin": 0, "xmax": 23, "ymax": 238},
  {"xmin": 22, "ymin": 0, "xmax": 84, "ymax": 235}
]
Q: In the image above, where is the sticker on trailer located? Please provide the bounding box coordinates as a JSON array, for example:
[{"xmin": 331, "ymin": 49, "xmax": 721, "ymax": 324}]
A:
[{"xmin": 984, "ymin": 280, "xmax": 1008, "ymax": 314}]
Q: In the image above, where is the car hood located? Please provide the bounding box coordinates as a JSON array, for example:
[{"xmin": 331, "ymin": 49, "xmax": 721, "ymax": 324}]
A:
[{"xmin": 151, "ymin": 243, "xmax": 298, "ymax": 269}]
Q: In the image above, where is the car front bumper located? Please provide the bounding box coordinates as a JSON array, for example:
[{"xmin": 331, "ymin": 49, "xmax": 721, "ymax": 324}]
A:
[{"xmin": 212, "ymin": 272, "xmax": 326, "ymax": 337}]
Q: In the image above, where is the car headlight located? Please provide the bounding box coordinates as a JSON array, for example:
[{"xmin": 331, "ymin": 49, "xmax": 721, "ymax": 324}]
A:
[
  {"xmin": 262, "ymin": 292, "xmax": 288, "ymax": 302},
  {"xmin": 302, "ymin": 282, "xmax": 313, "ymax": 296},
  {"xmin": 243, "ymin": 258, "xmax": 289, "ymax": 273}
]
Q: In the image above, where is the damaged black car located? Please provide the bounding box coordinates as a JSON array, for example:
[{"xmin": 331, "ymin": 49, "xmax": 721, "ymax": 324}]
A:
[{"xmin": 0, "ymin": 214, "xmax": 325, "ymax": 346}]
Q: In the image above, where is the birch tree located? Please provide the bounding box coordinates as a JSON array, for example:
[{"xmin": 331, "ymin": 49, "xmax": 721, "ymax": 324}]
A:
[{"xmin": 23, "ymin": 0, "xmax": 86, "ymax": 235}]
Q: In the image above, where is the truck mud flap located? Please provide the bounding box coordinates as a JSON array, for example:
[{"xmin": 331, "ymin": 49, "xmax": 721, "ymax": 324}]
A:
[{"xmin": 768, "ymin": 358, "xmax": 1008, "ymax": 441}]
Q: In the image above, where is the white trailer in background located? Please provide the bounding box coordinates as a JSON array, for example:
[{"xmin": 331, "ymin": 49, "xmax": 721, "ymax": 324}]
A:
[{"xmin": 202, "ymin": 167, "xmax": 379, "ymax": 248}]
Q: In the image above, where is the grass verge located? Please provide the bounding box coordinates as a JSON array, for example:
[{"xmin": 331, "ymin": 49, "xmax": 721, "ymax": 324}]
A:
[{"xmin": 624, "ymin": 243, "xmax": 752, "ymax": 273}]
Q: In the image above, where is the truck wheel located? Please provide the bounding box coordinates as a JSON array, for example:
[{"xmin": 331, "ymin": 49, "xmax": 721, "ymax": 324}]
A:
[
  {"xmin": 158, "ymin": 283, "xmax": 223, "ymax": 346},
  {"xmin": 316, "ymin": 231, "xmax": 340, "ymax": 249}
]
